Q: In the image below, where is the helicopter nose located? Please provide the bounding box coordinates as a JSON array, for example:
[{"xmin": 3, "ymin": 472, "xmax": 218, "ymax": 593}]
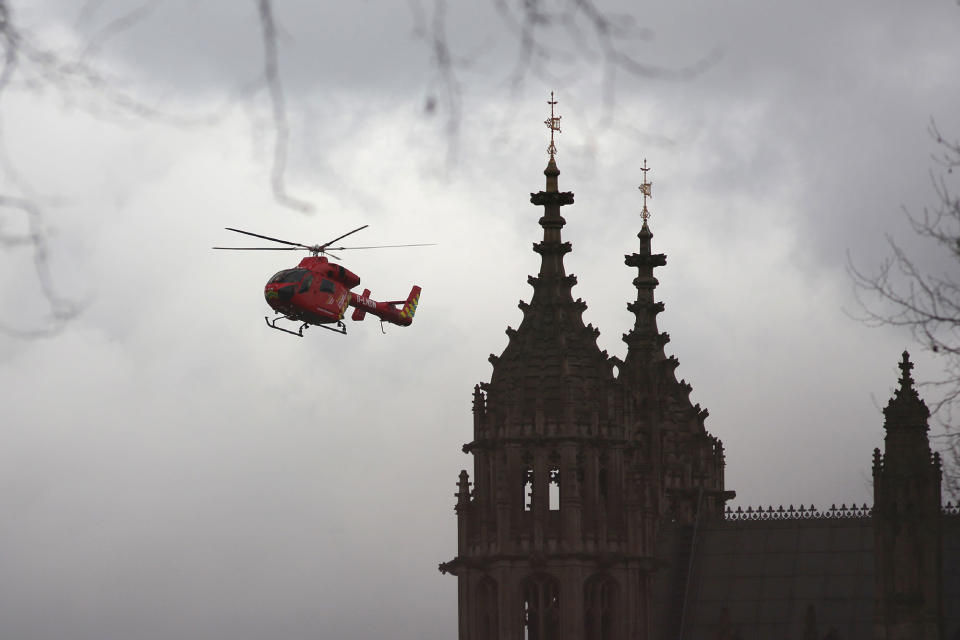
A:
[{"xmin": 264, "ymin": 284, "xmax": 295, "ymax": 307}]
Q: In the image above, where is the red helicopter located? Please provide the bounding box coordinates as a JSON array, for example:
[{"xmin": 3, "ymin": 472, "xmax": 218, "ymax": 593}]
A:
[{"xmin": 214, "ymin": 225, "xmax": 427, "ymax": 336}]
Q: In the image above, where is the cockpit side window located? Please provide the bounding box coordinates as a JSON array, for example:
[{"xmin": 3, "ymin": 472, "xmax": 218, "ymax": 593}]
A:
[
  {"xmin": 319, "ymin": 278, "xmax": 336, "ymax": 294},
  {"xmin": 299, "ymin": 274, "xmax": 313, "ymax": 293}
]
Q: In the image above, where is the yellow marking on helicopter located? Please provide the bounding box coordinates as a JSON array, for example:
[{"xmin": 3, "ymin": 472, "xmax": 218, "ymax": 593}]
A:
[{"xmin": 401, "ymin": 293, "xmax": 419, "ymax": 319}]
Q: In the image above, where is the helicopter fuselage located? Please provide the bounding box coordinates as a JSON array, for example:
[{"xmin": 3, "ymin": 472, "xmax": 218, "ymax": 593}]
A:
[
  {"xmin": 214, "ymin": 225, "xmax": 424, "ymax": 337},
  {"xmin": 263, "ymin": 256, "xmax": 420, "ymax": 334}
]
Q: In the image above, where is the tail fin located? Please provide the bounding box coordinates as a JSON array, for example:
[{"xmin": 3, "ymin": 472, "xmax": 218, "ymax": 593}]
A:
[
  {"xmin": 399, "ymin": 286, "xmax": 421, "ymax": 322},
  {"xmin": 351, "ymin": 289, "xmax": 371, "ymax": 321}
]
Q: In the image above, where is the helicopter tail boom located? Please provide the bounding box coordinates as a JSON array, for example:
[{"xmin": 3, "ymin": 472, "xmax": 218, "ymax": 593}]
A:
[{"xmin": 348, "ymin": 286, "xmax": 421, "ymax": 327}]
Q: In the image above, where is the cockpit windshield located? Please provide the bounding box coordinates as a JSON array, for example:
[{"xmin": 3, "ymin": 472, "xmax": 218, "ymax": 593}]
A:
[{"xmin": 268, "ymin": 268, "xmax": 309, "ymax": 284}]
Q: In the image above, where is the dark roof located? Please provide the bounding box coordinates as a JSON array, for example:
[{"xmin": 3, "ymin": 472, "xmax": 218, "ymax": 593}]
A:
[
  {"xmin": 653, "ymin": 511, "xmax": 960, "ymax": 640},
  {"xmin": 655, "ymin": 516, "xmax": 876, "ymax": 639}
]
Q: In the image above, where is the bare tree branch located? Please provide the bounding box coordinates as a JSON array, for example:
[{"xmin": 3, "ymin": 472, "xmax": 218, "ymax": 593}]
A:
[
  {"xmin": 79, "ymin": 0, "xmax": 162, "ymax": 62},
  {"xmin": 256, "ymin": 0, "xmax": 313, "ymax": 213},
  {"xmin": 412, "ymin": 0, "xmax": 463, "ymax": 166},
  {"xmin": 416, "ymin": 0, "xmax": 719, "ymax": 152},
  {"xmin": 0, "ymin": 194, "xmax": 82, "ymax": 336},
  {"xmin": 0, "ymin": 0, "xmax": 218, "ymax": 336},
  {"xmin": 0, "ymin": 1, "xmax": 80, "ymax": 336}
]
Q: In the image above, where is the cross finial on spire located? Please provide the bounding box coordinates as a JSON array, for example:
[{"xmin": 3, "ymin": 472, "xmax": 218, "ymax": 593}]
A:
[
  {"xmin": 639, "ymin": 158, "xmax": 653, "ymax": 222},
  {"xmin": 544, "ymin": 91, "xmax": 561, "ymax": 158}
]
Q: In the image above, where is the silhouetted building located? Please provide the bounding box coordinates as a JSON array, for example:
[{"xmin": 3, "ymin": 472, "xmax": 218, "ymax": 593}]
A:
[
  {"xmin": 439, "ymin": 106, "xmax": 959, "ymax": 639},
  {"xmin": 656, "ymin": 351, "xmax": 959, "ymax": 640}
]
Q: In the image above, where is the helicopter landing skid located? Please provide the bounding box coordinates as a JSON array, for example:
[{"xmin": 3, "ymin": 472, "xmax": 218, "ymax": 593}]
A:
[
  {"xmin": 264, "ymin": 315, "xmax": 346, "ymax": 337},
  {"xmin": 316, "ymin": 320, "xmax": 347, "ymax": 335},
  {"xmin": 265, "ymin": 315, "xmax": 308, "ymax": 337}
]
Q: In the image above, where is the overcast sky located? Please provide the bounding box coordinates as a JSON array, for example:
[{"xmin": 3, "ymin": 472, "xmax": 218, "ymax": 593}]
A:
[{"xmin": 0, "ymin": 1, "xmax": 958, "ymax": 638}]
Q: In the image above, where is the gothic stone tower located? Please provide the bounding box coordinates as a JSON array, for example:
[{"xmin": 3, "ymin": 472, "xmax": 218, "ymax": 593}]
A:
[
  {"xmin": 872, "ymin": 352, "xmax": 944, "ymax": 640},
  {"xmin": 440, "ymin": 101, "xmax": 729, "ymax": 640}
]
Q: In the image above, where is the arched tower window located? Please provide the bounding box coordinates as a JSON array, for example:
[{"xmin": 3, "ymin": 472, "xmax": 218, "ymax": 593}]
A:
[
  {"xmin": 476, "ymin": 577, "xmax": 499, "ymax": 639},
  {"xmin": 523, "ymin": 468, "xmax": 534, "ymax": 512},
  {"xmin": 548, "ymin": 467, "xmax": 560, "ymax": 511},
  {"xmin": 584, "ymin": 575, "xmax": 618, "ymax": 640},
  {"xmin": 522, "ymin": 574, "xmax": 561, "ymax": 640},
  {"xmin": 522, "ymin": 451, "xmax": 534, "ymax": 512}
]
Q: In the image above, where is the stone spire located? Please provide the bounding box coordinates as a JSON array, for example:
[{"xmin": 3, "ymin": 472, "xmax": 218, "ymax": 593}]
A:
[
  {"xmin": 487, "ymin": 94, "xmax": 612, "ymax": 430},
  {"xmin": 617, "ymin": 161, "xmax": 727, "ymax": 522},
  {"xmin": 621, "ymin": 160, "xmax": 671, "ymax": 377},
  {"xmin": 873, "ymin": 351, "xmax": 943, "ymax": 640},
  {"xmin": 877, "ymin": 351, "xmax": 939, "ymax": 486},
  {"xmin": 882, "ymin": 351, "xmax": 931, "ymax": 434}
]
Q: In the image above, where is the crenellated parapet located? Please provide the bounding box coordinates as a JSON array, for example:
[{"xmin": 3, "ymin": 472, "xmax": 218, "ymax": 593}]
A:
[{"xmin": 725, "ymin": 503, "xmax": 874, "ymax": 521}]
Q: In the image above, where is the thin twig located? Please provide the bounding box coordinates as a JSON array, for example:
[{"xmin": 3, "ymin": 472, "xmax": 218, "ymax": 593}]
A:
[{"xmin": 256, "ymin": 0, "xmax": 313, "ymax": 213}]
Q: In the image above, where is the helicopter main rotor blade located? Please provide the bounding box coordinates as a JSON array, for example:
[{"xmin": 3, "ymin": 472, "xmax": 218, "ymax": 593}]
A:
[
  {"xmin": 224, "ymin": 227, "xmax": 312, "ymax": 249},
  {"xmin": 212, "ymin": 246, "xmax": 304, "ymax": 250},
  {"xmin": 319, "ymin": 224, "xmax": 369, "ymax": 251},
  {"xmin": 323, "ymin": 243, "xmax": 437, "ymax": 250}
]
